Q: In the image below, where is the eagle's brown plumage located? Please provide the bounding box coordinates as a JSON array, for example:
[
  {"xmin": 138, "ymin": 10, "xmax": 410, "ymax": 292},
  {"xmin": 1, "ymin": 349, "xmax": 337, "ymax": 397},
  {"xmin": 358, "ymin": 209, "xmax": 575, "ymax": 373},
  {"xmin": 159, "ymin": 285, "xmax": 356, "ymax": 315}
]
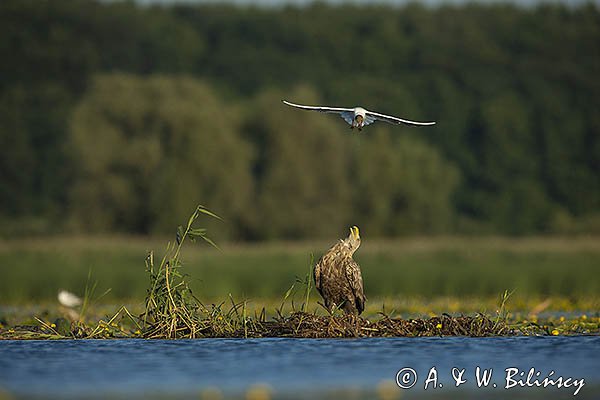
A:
[{"xmin": 314, "ymin": 226, "xmax": 365, "ymax": 315}]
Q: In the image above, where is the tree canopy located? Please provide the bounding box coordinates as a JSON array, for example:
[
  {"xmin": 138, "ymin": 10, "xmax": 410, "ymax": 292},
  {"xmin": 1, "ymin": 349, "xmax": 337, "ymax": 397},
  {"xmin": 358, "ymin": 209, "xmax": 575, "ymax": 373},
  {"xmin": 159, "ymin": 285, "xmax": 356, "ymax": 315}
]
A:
[{"xmin": 0, "ymin": 0, "xmax": 598, "ymax": 238}]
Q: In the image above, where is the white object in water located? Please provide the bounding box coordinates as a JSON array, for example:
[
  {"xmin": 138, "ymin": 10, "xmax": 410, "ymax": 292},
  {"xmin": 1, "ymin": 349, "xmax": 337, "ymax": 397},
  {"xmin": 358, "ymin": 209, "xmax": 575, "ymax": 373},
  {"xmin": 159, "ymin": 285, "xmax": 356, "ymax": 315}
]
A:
[{"xmin": 58, "ymin": 290, "xmax": 83, "ymax": 308}]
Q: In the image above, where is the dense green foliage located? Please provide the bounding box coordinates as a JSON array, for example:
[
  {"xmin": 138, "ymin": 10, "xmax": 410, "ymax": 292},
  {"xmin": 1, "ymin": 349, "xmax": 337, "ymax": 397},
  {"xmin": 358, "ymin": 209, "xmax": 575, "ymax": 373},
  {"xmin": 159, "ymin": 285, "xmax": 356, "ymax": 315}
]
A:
[
  {"xmin": 68, "ymin": 74, "xmax": 253, "ymax": 236},
  {"xmin": 0, "ymin": 1, "xmax": 598, "ymax": 238}
]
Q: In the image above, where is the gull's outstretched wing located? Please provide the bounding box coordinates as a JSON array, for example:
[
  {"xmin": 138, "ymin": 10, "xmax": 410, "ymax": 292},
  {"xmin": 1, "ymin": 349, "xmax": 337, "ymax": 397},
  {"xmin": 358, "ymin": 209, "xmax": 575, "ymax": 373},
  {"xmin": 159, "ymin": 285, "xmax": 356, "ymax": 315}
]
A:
[
  {"xmin": 340, "ymin": 111, "xmax": 355, "ymax": 125},
  {"xmin": 366, "ymin": 110, "xmax": 436, "ymax": 126},
  {"xmin": 282, "ymin": 100, "xmax": 353, "ymax": 115},
  {"xmin": 363, "ymin": 115, "xmax": 377, "ymax": 126}
]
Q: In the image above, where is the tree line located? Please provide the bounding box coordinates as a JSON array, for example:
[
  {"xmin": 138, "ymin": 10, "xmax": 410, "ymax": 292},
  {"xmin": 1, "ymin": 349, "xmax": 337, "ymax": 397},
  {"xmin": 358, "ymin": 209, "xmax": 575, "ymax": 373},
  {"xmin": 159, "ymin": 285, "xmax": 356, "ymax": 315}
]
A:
[{"xmin": 0, "ymin": 0, "xmax": 598, "ymax": 238}]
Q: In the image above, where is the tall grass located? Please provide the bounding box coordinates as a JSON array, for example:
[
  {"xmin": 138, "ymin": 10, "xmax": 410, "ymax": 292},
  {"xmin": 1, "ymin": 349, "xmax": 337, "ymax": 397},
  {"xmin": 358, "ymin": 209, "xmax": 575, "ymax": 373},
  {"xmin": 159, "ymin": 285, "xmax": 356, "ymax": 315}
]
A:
[
  {"xmin": 138, "ymin": 205, "xmax": 267, "ymax": 338},
  {"xmin": 142, "ymin": 205, "xmax": 219, "ymax": 338},
  {"xmin": 79, "ymin": 269, "xmax": 111, "ymax": 322},
  {"xmin": 0, "ymin": 236, "xmax": 598, "ymax": 306},
  {"xmin": 1, "ymin": 207, "xmax": 598, "ymax": 338}
]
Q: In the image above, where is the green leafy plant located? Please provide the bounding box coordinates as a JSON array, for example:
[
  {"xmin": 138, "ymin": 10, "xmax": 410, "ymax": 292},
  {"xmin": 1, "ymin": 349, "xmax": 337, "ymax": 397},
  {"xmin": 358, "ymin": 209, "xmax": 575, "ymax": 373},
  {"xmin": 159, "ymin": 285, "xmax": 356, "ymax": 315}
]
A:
[{"xmin": 142, "ymin": 205, "xmax": 220, "ymax": 338}]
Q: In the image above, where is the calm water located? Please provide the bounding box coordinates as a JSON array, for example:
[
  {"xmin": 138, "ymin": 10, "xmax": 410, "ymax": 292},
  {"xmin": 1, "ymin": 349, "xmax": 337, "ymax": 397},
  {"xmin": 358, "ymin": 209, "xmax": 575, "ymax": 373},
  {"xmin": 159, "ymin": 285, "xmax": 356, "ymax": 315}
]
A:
[{"xmin": 1, "ymin": 336, "xmax": 598, "ymax": 399}]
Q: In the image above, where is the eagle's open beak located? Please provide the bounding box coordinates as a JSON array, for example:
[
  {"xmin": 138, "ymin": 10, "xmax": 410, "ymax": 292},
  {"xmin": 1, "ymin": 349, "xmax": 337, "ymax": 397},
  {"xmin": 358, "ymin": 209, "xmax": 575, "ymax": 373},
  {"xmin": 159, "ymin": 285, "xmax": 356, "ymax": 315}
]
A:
[{"xmin": 349, "ymin": 226, "xmax": 360, "ymax": 240}]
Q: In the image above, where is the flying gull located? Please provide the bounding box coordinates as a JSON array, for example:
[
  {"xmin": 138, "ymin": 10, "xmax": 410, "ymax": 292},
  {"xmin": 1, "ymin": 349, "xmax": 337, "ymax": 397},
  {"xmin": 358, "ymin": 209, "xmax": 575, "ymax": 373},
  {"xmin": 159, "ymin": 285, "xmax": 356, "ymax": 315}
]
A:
[{"xmin": 282, "ymin": 100, "xmax": 436, "ymax": 131}]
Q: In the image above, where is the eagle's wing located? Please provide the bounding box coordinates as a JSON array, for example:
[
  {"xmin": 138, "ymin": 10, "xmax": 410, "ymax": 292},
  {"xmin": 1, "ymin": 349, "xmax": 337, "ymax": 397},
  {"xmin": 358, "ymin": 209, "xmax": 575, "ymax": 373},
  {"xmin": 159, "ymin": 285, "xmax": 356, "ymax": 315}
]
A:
[
  {"xmin": 366, "ymin": 110, "xmax": 436, "ymax": 126},
  {"xmin": 282, "ymin": 100, "xmax": 353, "ymax": 115},
  {"xmin": 344, "ymin": 260, "xmax": 365, "ymax": 314}
]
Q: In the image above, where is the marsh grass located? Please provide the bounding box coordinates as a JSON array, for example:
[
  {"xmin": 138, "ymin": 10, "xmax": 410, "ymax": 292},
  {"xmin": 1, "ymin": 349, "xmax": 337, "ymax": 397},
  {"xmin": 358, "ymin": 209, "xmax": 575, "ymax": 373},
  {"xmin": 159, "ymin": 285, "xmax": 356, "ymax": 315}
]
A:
[
  {"xmin": 1, "ymin": 206, "xmax": 598, "ymax": 339},
  {"xmin": 492, "ymin": 289, "xmax": 513, "ymax": 332},
  {"xmin": 2, "ymin": 236, "xmax": 599, "ymax": 305},
  {"xmin": 79, "ymin": 269, "xmax": 112, "ymax": 322},
  {"xmin": 276, "ymin": 254, "xmax": 315, "ymax": 317},
  {"xmin": 141, "ymin": 205, "xmax": 221, "ymax": 338}
]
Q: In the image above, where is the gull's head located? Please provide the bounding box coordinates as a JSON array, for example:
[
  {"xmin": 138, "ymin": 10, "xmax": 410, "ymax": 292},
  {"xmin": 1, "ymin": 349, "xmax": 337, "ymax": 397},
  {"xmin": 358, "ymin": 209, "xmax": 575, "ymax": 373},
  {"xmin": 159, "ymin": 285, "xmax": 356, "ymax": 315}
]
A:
[
  {"xmin": 354, "ymin": 115, "xmax": 364, "ymax": 130},
  {"xmin": 353, "ymin": 108, "xmax": 367, "ymax": 130}
]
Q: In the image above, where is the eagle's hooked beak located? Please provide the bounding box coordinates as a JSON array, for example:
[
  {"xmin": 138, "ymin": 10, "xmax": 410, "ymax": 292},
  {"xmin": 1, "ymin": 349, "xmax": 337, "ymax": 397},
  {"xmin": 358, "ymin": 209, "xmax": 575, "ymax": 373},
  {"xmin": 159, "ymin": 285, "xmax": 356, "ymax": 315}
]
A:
[{"xmin": 349, "ymin": 226, "xmax": 360, "ymax": 240}]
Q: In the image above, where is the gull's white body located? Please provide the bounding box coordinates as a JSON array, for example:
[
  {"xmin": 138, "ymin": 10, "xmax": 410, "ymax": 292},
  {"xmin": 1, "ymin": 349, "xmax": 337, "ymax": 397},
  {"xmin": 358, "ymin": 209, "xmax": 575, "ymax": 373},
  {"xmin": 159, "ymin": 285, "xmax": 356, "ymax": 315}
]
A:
[
  {"xmin": 282, "ymin": 100, "xmax": 435, "ymax": 131},
  {"xmin": 58, "ymin": 290, "xmax": 82, "ymax": 308}
]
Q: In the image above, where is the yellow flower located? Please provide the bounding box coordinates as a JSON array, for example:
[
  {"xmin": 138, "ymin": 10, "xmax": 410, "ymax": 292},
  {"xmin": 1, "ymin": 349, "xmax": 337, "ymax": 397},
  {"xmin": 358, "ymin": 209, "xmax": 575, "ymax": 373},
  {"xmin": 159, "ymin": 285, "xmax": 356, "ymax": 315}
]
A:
[
  {"xmin": 581, "ymin": 314, "xmax": 587, "ymax": 320},
  {"xmin": 135, "ymin": 330, "xmax": 141, "ymax": 335},
  {"xmin": 551, "ymin": 329, "xmax": 559, "ymax": 336},
  {"xmin": 436, "ymin": 323, "xmax": 442, "ymax": 329},
  {"xmin": 559, "ymin": 316, "xmax": 565, "ymax": 322},
  {"xmin": 50, "ymin": 323, "xmax": 56, "ymax": 328},
  {"xmin": 8, "ymin": 329, "xmax": 15, "ymax": 333}
]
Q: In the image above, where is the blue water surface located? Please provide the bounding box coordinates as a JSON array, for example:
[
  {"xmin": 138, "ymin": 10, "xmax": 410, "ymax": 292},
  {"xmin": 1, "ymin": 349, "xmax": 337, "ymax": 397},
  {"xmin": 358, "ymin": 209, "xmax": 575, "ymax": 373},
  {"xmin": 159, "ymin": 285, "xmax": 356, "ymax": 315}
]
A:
[{"xmin": 1, "ymin": 335, "xmax": 598, "ymax": 399}]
